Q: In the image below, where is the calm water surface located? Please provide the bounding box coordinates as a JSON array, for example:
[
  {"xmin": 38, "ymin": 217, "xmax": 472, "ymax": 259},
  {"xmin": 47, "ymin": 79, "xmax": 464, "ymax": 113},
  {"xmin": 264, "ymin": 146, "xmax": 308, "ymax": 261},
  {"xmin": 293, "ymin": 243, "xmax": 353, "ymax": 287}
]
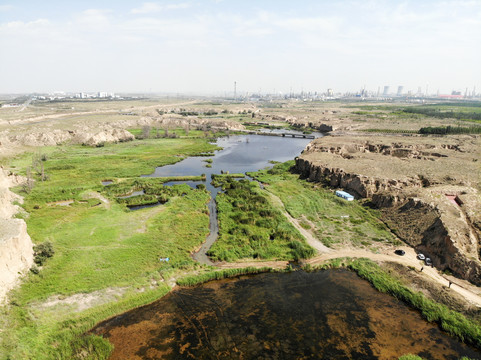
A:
[
  {"xmin": 144, "ymin": 134, "xmax": 315, "ymax": 195},
  {"xmin": 92, "ymin": 270, "xmax": 481, "ymax": 360},
  {"xmin": 143, "ymin": 133, "xmax": 317, "ymax": 263}
]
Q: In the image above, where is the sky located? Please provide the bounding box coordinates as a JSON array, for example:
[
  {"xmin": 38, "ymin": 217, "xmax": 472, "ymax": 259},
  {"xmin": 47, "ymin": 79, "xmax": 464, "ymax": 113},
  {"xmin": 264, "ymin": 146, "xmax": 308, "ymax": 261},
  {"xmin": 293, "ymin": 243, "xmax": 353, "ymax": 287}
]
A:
[{"xmin": 0, "ymin": 0, "xmax": 480, "ymax": 95}]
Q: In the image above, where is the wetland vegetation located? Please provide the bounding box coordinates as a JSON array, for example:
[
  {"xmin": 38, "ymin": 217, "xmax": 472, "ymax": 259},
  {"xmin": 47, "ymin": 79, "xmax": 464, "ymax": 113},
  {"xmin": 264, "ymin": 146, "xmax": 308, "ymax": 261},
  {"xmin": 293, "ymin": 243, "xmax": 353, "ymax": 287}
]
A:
[
  {"xmin": 208, "ymin": 178, "xmax": 315, "ymax": 261},
  {"xmin": 2, "ymin": 136, "xmax": 218, "ymax": 359},
  {"xmin": 2, "ymin": 99, "xmax": 481, "ymax": 360}
]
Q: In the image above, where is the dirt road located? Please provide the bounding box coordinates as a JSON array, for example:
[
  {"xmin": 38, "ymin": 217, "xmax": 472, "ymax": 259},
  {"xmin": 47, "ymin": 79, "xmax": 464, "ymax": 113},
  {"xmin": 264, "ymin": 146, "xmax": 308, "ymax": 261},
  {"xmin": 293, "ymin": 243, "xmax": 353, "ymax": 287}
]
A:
[
  {"xmin": 265, "ymin": 191, "xmax": 332, "ymax": 254},
  {"xmin": 217, "ymin": 191, "xmax": 481, "ymax": 308}
]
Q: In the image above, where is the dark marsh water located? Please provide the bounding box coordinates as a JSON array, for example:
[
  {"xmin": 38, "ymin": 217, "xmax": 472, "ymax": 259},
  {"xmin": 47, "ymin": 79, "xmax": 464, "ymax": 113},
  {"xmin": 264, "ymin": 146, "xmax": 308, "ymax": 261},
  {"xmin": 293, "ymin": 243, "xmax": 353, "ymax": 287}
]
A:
[{"xmin": 92, "ymin": 270, "xmax": 481, "ymax": 360}]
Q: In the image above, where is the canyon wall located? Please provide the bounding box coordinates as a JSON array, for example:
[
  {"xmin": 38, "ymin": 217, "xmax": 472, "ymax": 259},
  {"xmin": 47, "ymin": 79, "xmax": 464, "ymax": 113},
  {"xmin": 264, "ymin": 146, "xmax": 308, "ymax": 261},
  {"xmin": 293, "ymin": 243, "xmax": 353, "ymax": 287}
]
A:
[{"xmin": 295, "ymin": 145, "xmax": 481, "ymax": 285}]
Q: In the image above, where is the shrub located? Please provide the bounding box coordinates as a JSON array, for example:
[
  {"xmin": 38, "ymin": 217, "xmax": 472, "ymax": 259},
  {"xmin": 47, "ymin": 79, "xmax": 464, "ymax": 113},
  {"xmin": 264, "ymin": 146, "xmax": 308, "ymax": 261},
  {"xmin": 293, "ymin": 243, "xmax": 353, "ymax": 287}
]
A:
[
  {"xmin": 33, "ymin": 241, "xmax": 55, "ymax": 265},
  {"xmin": 398, "ymin": 355, "xmax": 423, "ymax": 360}
]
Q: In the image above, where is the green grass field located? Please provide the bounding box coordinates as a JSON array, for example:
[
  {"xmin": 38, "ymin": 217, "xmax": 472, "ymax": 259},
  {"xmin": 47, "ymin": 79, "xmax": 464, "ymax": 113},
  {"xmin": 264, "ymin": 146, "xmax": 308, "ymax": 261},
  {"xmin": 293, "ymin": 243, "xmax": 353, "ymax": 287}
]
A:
[
  {"xmin": 208, "ymin": 178, "xmax": 315, "ymax": 261},
  {"xmin": 1, "ymin": 137, "xmax": 218, "ymax": 359},
  {"xmin": 250, "ymin": 161, "xmax": 398, "ymax": 249}
]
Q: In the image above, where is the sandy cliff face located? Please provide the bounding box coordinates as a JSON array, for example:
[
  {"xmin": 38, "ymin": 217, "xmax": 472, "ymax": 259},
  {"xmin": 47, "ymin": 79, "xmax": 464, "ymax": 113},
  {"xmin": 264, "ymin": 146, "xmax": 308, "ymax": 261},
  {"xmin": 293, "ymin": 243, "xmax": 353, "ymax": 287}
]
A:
[
  {"xmin": 296, "ymin": 136, "xmax": 481, "ymax": 285},
  {"xmin": 0, "ymin": 168, "xmax": 34, "ymax": 303},
  {"xmin": 2, "ymin": 127, "xmax": 135, "ymax": 148},
  {"xmin": 0, "ymin": 114, "xmax": 244, "ymax": 153}
]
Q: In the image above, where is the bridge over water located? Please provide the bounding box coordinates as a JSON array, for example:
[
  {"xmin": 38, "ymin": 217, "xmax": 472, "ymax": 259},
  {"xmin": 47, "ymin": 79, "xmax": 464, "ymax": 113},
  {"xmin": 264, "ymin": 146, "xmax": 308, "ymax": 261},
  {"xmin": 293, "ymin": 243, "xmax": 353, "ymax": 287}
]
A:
[{"xmin": 244, "ymin": 131, "xmax": 315, "ymax": 139}]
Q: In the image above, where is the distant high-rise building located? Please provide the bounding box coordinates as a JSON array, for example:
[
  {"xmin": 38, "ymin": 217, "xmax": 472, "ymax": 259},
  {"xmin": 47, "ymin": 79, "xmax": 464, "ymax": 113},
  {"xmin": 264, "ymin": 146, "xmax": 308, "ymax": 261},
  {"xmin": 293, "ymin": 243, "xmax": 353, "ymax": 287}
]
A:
[
  {"xmin": 383, "ymin": 86, "xmax": 389, "ymax": 96},
  {"xmin": 327, "ymin": 88, "xmax": 333, "ymax": 96},
  {"xmin": 397, "ymin": 86, "xmax": 404, "ymax": 96}
]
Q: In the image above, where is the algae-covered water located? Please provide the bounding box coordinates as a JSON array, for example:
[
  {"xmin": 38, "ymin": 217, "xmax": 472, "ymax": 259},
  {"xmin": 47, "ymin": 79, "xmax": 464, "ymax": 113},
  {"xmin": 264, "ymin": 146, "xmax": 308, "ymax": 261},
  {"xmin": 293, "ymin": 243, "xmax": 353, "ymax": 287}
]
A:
[{"xmin": 92, "ymin": 270, "xmax": 481, "ymax": 360}]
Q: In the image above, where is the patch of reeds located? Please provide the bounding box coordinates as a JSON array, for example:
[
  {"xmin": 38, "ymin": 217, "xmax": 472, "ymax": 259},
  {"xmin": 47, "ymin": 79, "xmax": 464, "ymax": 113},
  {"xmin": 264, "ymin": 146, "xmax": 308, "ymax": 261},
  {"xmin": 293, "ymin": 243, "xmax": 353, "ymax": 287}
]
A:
[{"xmin": 176, "ymin": 267, "xmax": 275, "ymax": 287}]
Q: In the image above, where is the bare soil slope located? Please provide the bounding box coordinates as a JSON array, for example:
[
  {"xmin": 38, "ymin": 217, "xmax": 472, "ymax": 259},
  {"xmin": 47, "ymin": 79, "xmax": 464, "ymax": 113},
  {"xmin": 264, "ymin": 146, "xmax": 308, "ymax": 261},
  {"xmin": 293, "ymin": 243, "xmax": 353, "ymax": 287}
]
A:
[
  {"xmin": 297, "ymin": 134, "xmax": 481, "ymax": 285},
  {"xmin": 0, "ymin": 168, "xmax": 33, "ymax": 303}
]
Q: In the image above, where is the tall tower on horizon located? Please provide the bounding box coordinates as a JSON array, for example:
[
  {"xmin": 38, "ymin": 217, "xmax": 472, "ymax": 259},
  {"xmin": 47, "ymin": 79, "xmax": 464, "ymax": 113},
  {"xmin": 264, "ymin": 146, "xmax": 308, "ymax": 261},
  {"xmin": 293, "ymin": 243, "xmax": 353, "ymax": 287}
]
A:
[{"xmin": 383, "ymin": 86, "xmax": 389, "ymax": 96}]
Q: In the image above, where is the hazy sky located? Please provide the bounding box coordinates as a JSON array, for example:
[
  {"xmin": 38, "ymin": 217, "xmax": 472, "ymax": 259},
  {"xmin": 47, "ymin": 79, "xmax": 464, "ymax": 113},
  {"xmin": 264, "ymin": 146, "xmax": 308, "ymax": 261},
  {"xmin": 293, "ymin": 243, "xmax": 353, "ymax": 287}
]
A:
[{"xmin": 1, "ymin": 0, "xmax": 480, "ymax": 95}]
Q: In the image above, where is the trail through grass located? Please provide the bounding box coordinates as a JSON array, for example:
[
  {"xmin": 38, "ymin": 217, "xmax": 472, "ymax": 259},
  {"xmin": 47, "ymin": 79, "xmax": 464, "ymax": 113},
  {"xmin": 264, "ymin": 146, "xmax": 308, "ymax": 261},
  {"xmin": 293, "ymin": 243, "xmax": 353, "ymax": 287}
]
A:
[{"xmin": 250, "ymin": 161, "xmax": 398, "ymax": 249}]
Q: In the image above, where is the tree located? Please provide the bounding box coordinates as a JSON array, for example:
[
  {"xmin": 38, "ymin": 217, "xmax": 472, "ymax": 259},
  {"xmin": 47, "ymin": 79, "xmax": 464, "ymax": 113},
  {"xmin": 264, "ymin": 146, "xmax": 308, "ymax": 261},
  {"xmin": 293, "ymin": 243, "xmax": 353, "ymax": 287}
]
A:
[
  {"xmin": 22, "ymin": 167, "xmax": 34, "ymax": 193},
  {"xmin": 142, "ymin": 125, "xmax": 151, "ymax": 139}
]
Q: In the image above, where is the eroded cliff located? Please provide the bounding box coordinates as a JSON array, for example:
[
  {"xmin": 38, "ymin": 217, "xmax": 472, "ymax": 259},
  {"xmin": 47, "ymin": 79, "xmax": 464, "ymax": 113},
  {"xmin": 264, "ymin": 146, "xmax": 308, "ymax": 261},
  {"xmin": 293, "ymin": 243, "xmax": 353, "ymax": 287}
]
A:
[
  {"xmin": 296, "ymin": 135, "xmax": 481, "ymax": 285},
  {"xmin": 0, "ymin": 168, "xmax": 34, "ymax": 303}
]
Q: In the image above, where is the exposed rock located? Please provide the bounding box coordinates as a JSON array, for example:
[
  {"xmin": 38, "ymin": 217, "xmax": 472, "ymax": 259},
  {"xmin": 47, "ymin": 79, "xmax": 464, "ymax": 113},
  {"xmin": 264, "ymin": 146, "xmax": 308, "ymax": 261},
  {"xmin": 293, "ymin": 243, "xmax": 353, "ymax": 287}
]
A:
[
  {"xmin": 0, "ymin": 168, "xmax": 34, "ymax": 303},
  {"xmin": 295, "ymin": 135, "xmax": 481, "ymax": 285},
  {"xmin": 72, "ymin": 128, "xmax": 135, "ymax": 146},
  {"xmin": 0, "ymin": 114, "xmax": 245, "ymax": 151}
]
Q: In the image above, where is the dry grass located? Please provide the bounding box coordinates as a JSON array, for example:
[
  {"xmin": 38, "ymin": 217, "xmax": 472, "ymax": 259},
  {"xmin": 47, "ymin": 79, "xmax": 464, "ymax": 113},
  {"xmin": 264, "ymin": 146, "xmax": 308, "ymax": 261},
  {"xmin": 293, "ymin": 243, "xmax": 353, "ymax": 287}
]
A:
[{"xmin": 301, "ymin": 134, "xmax": 480, "ymax": 188}]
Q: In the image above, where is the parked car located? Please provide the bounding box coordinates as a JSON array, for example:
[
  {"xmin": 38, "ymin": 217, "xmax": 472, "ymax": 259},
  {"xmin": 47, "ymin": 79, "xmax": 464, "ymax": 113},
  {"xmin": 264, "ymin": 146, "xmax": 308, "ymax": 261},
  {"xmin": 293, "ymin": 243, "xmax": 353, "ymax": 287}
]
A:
[
  {"xmin": 417, "ymin": 253, "xmax": 425, "ymax": 260},
  {"xmin": 394, "ymin": 249, "xmax": 405, "ymax": 256},
  {"xmin": 425, "ymin": 258, "xmax": 432, "ymax": 265}
]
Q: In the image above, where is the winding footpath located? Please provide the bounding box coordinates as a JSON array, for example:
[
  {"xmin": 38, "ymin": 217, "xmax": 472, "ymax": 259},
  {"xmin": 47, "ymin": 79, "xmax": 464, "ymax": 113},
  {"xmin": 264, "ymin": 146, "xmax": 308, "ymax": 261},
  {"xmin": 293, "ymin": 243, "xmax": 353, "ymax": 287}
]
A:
[{"xmin": 215, "ymin": 189, "xmax": 481, "ymax": 308}]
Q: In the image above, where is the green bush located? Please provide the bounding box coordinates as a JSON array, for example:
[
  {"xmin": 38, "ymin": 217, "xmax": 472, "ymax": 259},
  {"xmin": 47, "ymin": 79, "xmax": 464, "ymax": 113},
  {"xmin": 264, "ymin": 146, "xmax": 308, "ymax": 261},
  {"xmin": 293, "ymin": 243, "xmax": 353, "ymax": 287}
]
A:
[
  {"xmin": 33, "ymin": 241, "xmax": 54, "ymax": 265},
  {"xmin": 399, "ymin": 355, "xmax": 423, "ymax": 360},
  {"xmin": 208, "ymin": 177, "xmax": 314, "ymax": 262}
]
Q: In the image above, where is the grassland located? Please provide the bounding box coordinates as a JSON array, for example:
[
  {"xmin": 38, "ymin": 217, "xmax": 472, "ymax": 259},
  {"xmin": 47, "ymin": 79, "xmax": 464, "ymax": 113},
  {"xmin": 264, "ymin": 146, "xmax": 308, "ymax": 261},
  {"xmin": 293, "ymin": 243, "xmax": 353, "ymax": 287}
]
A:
[
  {"xmin": 1, "ymin": 136, "xmax": 219, "ymax": 359},
  {"xmin": 9, "ymin": 137, "xmax": 218, "ymax": 205},
  {"xmin": 2, "ymin": 98, "xmax": 481, "ymax": 359},
  {"xmin": 208, "ymin": 178, "xmax": 315, "ymax": 261},
  {"xmin": 250, "ymin": 161, "xmax": 398, "ymax": 249},
  {"xmin": 400, "ymin": 103, "xmax": 481, "ymax": 123},
  {"xmin": 339, "ymin": 102, "xmax": 481, "ymax": 133}
]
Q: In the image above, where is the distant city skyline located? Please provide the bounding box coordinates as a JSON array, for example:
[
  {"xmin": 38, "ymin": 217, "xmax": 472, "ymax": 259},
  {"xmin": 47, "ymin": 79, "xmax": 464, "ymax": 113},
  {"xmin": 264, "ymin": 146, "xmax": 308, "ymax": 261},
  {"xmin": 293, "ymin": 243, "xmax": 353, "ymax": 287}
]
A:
[{"xmin": 0, "ymin": 0, "xmax": 480, "ymax": 94}]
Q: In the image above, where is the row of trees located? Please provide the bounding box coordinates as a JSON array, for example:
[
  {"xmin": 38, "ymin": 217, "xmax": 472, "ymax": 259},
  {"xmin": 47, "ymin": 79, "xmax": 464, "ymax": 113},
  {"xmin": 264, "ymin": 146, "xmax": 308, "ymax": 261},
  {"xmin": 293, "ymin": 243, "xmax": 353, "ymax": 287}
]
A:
[
  {"xmin": 419, "ymin": 125, "xmax": 481, "ymax": 135},
  {"xmin": 402, "ymin": 107, "xmax": 481, "ymax": 121}
]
